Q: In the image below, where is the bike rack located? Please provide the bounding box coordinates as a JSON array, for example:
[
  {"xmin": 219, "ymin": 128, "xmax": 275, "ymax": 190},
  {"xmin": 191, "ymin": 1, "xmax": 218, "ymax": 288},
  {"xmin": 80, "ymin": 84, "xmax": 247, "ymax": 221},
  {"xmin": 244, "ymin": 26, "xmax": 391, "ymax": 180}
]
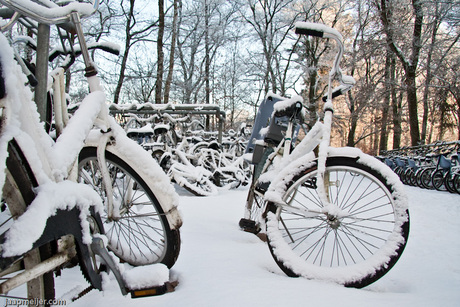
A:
[{"xmin": 108, "ymin": 103, "xmax": 226, "ymax": 143}]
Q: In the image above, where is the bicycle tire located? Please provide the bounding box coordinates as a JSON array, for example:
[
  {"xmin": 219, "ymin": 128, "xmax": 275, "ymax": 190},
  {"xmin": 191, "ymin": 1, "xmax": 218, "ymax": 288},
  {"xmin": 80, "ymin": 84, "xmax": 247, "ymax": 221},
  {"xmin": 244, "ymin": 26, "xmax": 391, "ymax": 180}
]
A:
[
  {"xmin": 265, "ymin": 156, "xmax": 410, "ymax": 288},
  {"xmin": 414, "ymin": 168, "xmax": 425, "ymax": 188},
  {"xmin": 444, "ymin": 172, "xmax": 457, "ymax": 193},
  {"xmin": 419, "ymin": 167, "xmax": 435, "ymax": 189},
  {"xmin": 78, "ymin": 146, "xmax": 180, "ymax": 268},
  {"xmin": 409, "ymin": 169, "xmax": 418, "ymax": 186},
  {"xmin": 453, "ymin": 173, "xmax": 460, "ymax": 194},
  {"xmin": 431, "ymin": 169, "xmax": 447, "ymax": 191},
  {"xmin": 402, "ymin": 168, "xmax": 412, "ymax": 185},
  {"xmin": 1, "ymin": 140, "xmax": 55, "ymax": 303}
]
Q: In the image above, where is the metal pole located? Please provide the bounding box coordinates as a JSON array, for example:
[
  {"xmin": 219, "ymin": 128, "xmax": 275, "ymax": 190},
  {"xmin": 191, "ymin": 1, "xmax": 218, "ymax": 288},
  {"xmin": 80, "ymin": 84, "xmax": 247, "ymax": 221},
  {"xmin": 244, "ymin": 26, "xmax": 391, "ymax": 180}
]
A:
[{"xmin": 35, "ymin": 23, "xmax": 50, "ymax": 124}]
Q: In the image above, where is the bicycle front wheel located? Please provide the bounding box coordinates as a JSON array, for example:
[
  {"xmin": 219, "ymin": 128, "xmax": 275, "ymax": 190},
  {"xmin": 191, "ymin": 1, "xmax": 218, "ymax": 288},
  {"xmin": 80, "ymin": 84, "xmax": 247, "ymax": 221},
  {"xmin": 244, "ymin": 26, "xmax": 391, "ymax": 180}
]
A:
[
  {"xmin": 78, "ymin": 146, "xmax": 180, "ymax": 268},
  {"xmin": 266, "ymin": 157, "xmax": 410, "ymax": 288}
]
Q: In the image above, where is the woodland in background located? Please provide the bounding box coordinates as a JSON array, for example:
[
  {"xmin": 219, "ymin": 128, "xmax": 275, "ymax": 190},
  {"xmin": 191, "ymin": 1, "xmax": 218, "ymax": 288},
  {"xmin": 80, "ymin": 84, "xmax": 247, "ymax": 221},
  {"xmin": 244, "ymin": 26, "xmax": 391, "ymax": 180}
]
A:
[{"xmin": 17, "ymin": 0, "xmax": 460, "ymax": 154}]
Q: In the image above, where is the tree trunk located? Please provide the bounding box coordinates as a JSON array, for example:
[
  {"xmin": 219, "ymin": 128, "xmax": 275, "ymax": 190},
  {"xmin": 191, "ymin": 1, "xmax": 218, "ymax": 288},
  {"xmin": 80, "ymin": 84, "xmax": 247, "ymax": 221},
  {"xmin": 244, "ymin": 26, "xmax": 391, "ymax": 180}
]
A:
[
  {"xmin": 379, "ymin": 50, "xmax": 392, "ymax": 154},
  {"xmin": 155, "ymin": 0, "xmax": 165, "ymax": 104},
  {"xmin": 421, "ymin": 2, "xmax": 440, "ymax": 143},
  {"xmin": 113, "ymin": 0, "xmax": 135, "ymax": 104},
  {"xmin": 406, "ymin": 67, "xmax": 421, "ymax": 145},
  {"xmin": 204, "ymin": 0, "xmax": 210, "ymax": 129},
  {"xmin": 164, "ymin": 0, "xmax": 179, "ymax": 105},
  {"xmin": 390, "ymin": 57, "xmax": 402, "ymax": 149},
  {"xmin": 347, "ymin": 91, "xmax": 357, "ymax": 147},
  {"xmin": 378, "ymin": 0, "xmax": 423, "ymax": 146}
]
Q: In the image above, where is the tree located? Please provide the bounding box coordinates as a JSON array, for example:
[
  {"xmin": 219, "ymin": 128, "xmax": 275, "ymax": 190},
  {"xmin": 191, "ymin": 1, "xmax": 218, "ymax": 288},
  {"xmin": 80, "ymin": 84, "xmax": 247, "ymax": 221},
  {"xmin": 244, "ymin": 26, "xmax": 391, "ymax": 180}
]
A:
[
  {"xmin": 239, "ymin": 0, "xmax": 298, "ymax": 95},
  {"xmin": 164, "ymin": 0, "xmax": 180, "ymax": 105},
  {"xmin": 113, "ymin": 0, "xmax": 158, "ymax": 104},
  {"xmin": 175, "ymin": 0, "xmax": 237, "ymax": 105},
  {"xmin": 377, "ymin": 0, "xmax": 423, "ymax": 146},
  {"xmin": 155, "ymin": 0, "xmax": 165, "ymax": 104}
]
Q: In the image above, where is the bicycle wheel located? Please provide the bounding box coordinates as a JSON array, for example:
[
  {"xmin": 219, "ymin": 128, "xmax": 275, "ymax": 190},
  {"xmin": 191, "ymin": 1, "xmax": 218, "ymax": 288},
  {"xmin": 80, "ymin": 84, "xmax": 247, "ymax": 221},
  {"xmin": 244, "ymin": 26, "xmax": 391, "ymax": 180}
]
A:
[
  {"xmin": 265, "ymin": 157, "xmax": 410, "ymax": 288},
  {"xmin": 453, "ymin": 173, "xmax": 460, "ymax": 194},
  {"xmin": 78, "ymin": 146, "xmax": 180, "ymax": 268},
  {"xmin": 1, "ymin": 141, "xmax": 55, "ymax": 303},
  {"xmin": 409, "ymin": 169, "xmax": 418, "ymax": 186},
  {"xmin": 400, "ymin": 168, "xmax": 408, "ymax": 185},
  {"xmin": 431, "ymin": 169, "xmax": 447, "ymax": 191},
  {"xmin": 444, "ymin": 172, "xmax": 457, "ymax": 193},
  {"xmin": 419, "ymin": 167, "xmax": 435, "ymax": 189},
  {"xmin": 414, "ymin": 168, "xmax": 426, "ymax": 188}
]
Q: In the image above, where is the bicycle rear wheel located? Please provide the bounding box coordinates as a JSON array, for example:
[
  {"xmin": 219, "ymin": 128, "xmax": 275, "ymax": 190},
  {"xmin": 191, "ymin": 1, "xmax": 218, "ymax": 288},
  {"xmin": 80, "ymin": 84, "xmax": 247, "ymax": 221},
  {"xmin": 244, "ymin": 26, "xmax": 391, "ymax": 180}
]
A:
[
  {"xmin": 1, "ymin": 141, "xmax": 55, "ymax": 303},
  {"xmin": 78, "ymin": 146, "xmax": 181, "ymax": 268},
  {"xmin": 265, "ymin": 157, "xmax": 410, "ymax": 288}
]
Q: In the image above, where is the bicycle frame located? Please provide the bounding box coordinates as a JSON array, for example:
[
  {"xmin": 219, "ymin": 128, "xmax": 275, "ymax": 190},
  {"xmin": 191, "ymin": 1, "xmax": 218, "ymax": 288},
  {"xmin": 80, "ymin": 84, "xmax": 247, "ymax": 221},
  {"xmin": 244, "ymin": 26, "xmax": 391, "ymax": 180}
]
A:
[{"xmin": 254, "ymin": 22, "xmax": 356, "ymax": 219}]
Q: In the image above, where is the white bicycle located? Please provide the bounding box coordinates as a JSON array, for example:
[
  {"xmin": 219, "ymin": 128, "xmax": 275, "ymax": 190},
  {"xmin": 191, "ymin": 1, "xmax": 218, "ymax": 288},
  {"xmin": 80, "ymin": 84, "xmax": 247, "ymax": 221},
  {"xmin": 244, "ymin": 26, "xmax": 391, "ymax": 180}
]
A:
[
  {"xmin": 0, "ymin": 0, "xmax": 181, "ymax": 302},
  {"xmin": 240, "ymin": 22, "xmax": 410, "ymax": 288}
]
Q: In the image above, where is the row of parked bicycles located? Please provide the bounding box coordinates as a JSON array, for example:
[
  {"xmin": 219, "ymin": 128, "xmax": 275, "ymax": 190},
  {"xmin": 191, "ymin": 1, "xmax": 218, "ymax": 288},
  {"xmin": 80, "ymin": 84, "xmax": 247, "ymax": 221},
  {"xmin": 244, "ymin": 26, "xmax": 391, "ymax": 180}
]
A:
[
  {"xmin": 118, "ymin": 111, "xmax": 252, "ymax": 196},
  {"xmin": 378, "ymin": 140, "xmax": 460, "ymax": 194}
]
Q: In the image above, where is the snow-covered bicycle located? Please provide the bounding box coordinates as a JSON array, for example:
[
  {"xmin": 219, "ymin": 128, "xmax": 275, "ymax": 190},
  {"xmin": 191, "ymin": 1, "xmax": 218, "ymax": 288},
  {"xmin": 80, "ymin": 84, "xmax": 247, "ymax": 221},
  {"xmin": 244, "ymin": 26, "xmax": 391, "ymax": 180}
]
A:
[
  {"xmin": 0, "ymin": 0, "xmax": 181, "ymax": 302},
  {"xmin": 240, "ymin": 22, "xmax": 410, "ymax": 288}
]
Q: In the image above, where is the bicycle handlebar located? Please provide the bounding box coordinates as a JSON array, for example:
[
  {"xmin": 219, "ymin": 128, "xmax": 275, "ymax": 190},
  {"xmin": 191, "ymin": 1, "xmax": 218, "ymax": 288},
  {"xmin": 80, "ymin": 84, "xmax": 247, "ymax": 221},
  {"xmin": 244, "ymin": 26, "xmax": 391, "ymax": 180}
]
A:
[
  {"xmin": 49, "ymin": 41, "xmax": 120, "ymax": 61},
  {"xmin": 295, "ymin": 22, "xmax": 355, "ymax": 102},
  {"xmin": 0, "ymin": 0, "xmax": 99, "ymax": 24},
  {"xmin": 295, "ymin": 22, "xmax": 343, "ymax": 41}
]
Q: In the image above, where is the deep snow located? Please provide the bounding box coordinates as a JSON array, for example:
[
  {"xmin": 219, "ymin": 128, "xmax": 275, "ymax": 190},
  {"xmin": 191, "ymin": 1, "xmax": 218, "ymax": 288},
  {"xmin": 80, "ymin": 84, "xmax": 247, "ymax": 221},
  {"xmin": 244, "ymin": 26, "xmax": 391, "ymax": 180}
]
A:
[{"xmin": 3, "ymin": 184, "xmax": 460, "ymax": 307}]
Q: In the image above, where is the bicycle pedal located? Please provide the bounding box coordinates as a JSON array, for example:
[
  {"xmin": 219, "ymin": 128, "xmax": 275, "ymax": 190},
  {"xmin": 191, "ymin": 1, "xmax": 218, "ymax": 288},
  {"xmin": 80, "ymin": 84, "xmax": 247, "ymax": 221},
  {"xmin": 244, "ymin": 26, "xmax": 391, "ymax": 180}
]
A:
[
  {"xmin": 130, "ymin": 281, "xmax": 178, "ymax": 298},
  {"xmin": 239, "ymin": 218, "xmax": 261, "ymax": 234}
]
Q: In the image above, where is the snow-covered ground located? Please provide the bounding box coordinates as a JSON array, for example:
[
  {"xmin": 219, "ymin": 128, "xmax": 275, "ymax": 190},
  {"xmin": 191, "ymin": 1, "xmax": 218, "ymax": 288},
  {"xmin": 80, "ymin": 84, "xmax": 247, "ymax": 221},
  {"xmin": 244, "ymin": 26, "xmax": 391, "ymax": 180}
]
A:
[{"xmin": 4, "ymin": 184, "xmax": 460, "ymax": 306}]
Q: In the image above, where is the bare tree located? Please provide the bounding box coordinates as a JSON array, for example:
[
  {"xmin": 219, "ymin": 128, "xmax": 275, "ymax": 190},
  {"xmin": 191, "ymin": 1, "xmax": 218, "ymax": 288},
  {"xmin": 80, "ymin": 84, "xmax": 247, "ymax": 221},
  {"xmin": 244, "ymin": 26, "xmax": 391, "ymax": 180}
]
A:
[
  {"xmin": 164, "ymin": 0, "xmax": 180, "ymax": 105},
  {"xmin": 175, "ymin": 0, "xmax": 237, "ymax": 105},
  {"xmin": 113, "ymin": 0, "xmax": 158, "ymax": 104},
  {"xmin": 377, "ymin": 0, "xmax": 424, "ymax": 146},
  {"xmin": 239, "ymin": 0, "xmax": 298, "ymax": 95},
  {"xmin": 155, "ymin": 0, "xmax": 165, "ymax": 104}
]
